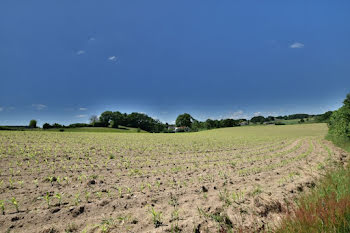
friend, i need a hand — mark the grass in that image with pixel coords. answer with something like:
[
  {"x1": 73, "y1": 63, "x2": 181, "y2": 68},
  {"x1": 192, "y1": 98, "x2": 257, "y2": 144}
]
[
  {"x1": 276, "y1": 166, "x2": 350, "y2": 233},
  {"x1": 275, "y1": 134, "x2": 350, "y2": 233}
]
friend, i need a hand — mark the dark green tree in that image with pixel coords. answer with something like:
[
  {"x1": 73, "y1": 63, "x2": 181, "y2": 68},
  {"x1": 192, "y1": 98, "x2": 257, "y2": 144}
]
[
  {"x1": 99, "y1": 111, "x2": 113, "y2": 127},
  {"x1": 251, "y1": 116, "x2": 266, "y2": 124},
  {"x1": 176, "y1": 113, "x2": 193, "y2": 128},
  {"x1": 343, "y1": 93, "x2": 350, "y2": 107},
  {"x1": 110, "y1": 111, "x2": 123, "y2": 128},
  {"x1": 43, "y1": 123, "x2": 51, "y2": 129},
  {"x1": 205, "y1": 119, "x2": 216, "y2": 129},
  {"x1": 29, "y1": 119, "x2": 37, "y2": 128}
]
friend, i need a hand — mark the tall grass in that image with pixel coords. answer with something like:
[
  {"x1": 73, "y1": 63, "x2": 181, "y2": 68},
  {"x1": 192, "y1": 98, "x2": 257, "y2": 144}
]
[{"x1": 276, "y1": 135, "x2": 350, "y2": 233}]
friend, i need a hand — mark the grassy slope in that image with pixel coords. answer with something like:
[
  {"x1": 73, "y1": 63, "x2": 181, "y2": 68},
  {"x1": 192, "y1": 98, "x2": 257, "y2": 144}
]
[
  {"x1": 278, "y1": 117, "x2": 318, "y2": 125},
  {"x1": 45, "y1": 127, "x2": 148, "y2": 133}
]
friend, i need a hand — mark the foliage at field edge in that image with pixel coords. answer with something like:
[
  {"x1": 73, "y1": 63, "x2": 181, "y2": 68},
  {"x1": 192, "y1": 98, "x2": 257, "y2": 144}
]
[
  {"x1": 275, "y1": 93, "x2": 350, "y2": 233},
  {"x1": 275, "y1": 164, "x2": 350, "y2": 233},
  {"x1": 327, "y1": 93, "x2": 350, "y2": 151}
]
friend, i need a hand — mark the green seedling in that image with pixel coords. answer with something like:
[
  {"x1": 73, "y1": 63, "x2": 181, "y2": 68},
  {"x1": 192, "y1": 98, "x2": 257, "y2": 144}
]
[
  {"x1": 140, "y1": 184, "x2": 145, "y2": 193},
  {"x1": 55, "y1": 193, "x2": 62, "y2": 206},
  {"x1": 9, "y1": 178, "x2": 14, "y2": 189},
  {"x1": 149, "y1": 207, "x2": 162, "y2": 228},
  {"x1": 85, "y1": 191, "x2": 91, "y2": 203},
  {"x1": 44, "y1": 192, "x2": 51, "y2": 208},
  {"x1": 33, "y1": 179, "x2": 38, "y2": 187},
  {"x1": 74, "y1": 193, "x2": 81, "y2": 206},
  {"x1": 118, "y1": 187, "x2": 123, "y2": 198},
  {"x1": 96, "y1": 191, "x2": 102, "y2": 200},
  {"x1": 10, "y1": 197, "x2": 19, "y2": 212},
  {"x1": 0, "y1": 200, "x2": 5, "y2": 215}
]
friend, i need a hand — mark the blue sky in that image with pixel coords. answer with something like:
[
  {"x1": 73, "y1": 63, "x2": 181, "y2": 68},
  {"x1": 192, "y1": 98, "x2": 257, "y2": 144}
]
[{"x1": 1, "y1": 1, "x2": 350, "y2": 125}]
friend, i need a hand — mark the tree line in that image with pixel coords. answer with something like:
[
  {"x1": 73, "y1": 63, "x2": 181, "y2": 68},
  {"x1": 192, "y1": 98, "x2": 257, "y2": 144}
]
[{"x1": 37, "y1": 109, "x2": 334, "y2": 133}]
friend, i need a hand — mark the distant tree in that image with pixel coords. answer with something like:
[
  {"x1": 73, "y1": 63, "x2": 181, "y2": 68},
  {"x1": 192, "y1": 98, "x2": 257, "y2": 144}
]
[
  {"x1": 42, "y1": 123, "x2": 51, "y2": 129},
  {"x1": 99, "y1": 111, "x2": 114, "y2": 127},
  {"x1": 315, "y1": 111, "x2": 333, "y2": 123},
  {"x1": 251, "y1": 116, "x2": 266, "y2": 124},
  {"x1": 52, "y1": 123, "x2": 64, "y2": 128},
  {"x1": 221, "y1": 119, "x2": 235, "y2": 127},
  {"x1": 68, "y1": 123, "x2": 90, "y2": 128},
  {"x1": 176, "y1": 113, "x2": 193, "y2": 128},
  {"x1": 266, "y1": 116, "x2": 275, "y2": 122},
  {"x1": 89, "y1": 115, "x2": 99, "y2": 126},
  {"x1": 110, "y1": 111, "x2": 123, "y2": 128},
  {"x1": 29, "y1": 119, "x2": 37, "y2": 128},
  {"x1": 205, "y1": 119, "x2": 216, "y2": 129},
  {"x1": 344, "y1": 93, "x2": 350, "y2": 107}
]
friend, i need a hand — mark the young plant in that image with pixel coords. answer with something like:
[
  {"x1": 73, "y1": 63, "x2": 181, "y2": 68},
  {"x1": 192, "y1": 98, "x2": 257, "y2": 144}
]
[
  {"x1": 55, "y1": 193, "x2": 62, "y2": 206},
  {"x1": 149, "y1": 207, "x2": 162, "y2": 228},
  {"x1": 33, "y1": 179, "x2": 38, "y2": 187},
  {"x1": 74, "y1": 193, "x2": 81, "y2": 206},
  {"x1": 0, "y1": 200, "x2": 5, "y2": 215},
  {"x1": 140, "y1": 184, "x2": 145, "y2": 193},
  {"x1": 9, "y1": 178, "x2": 14, "y2": 189},
  {"x1": 10, "y1": 197, "x2": 19, "y2": 212},
  {"x1": 117, "y1": 187, "x2": 123, "y2": 198},
  {"x1": 85, "y1": 191, "x2": 91, "y2": 203},
  {"x1": 219, "y1": 189, "x2": 232, "y2": 207},
  {"x1": 44, "y1": 192, "x2": 51, "y2": 208},
  {"x1": 95, "y1": 191, "x2": 102, "y2": 200}
]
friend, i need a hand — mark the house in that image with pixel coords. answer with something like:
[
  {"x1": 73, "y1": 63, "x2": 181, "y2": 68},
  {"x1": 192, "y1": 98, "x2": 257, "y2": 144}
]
[
  {"x1": 167, "y1": 125, "x2": 190, "y2": 132},
  {"x1": 239, "y1": 121, "x2": 248, "y2": 126},
  {"x1": 175, "y1": 126, "x2": 190, "y2": 132}
]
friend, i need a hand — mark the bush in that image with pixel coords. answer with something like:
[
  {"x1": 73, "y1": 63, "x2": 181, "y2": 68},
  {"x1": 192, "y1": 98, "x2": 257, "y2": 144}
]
[{"x1": 275, "y1": 122, "x2": 286, "y2": 125}]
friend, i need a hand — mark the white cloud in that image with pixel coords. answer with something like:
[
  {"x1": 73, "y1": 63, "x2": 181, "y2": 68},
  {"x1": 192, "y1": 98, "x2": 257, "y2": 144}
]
[
  {"x1": 79, "y1": 108, "x2": 87, "y2": 111},
  {"x1": 231, "y1": 110, "x2": 244, "y2": 119},
  {"x1": 32, "y1": 104, "x2": 47, "y2": 110},
  {"x1": 290, "y1": 42, "x2": 304, "y2": 49},
  {"x1": 76, "y1": 114, "x2": 87, "y2": 118},
  {"x1": 108, "y1": 56, "x2": 117, "y2": 61},
  {"x1": 254, "y1": 112, "x2": 262, "y2": 116},
  {"x1": 76, "y1": 50, "x2": 86, "y2": 55}
]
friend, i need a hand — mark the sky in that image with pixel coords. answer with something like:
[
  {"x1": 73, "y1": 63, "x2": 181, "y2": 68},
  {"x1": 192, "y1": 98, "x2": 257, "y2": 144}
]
[{"x1": 1, "y1": 1, "x2": 350, "y2": 125}]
